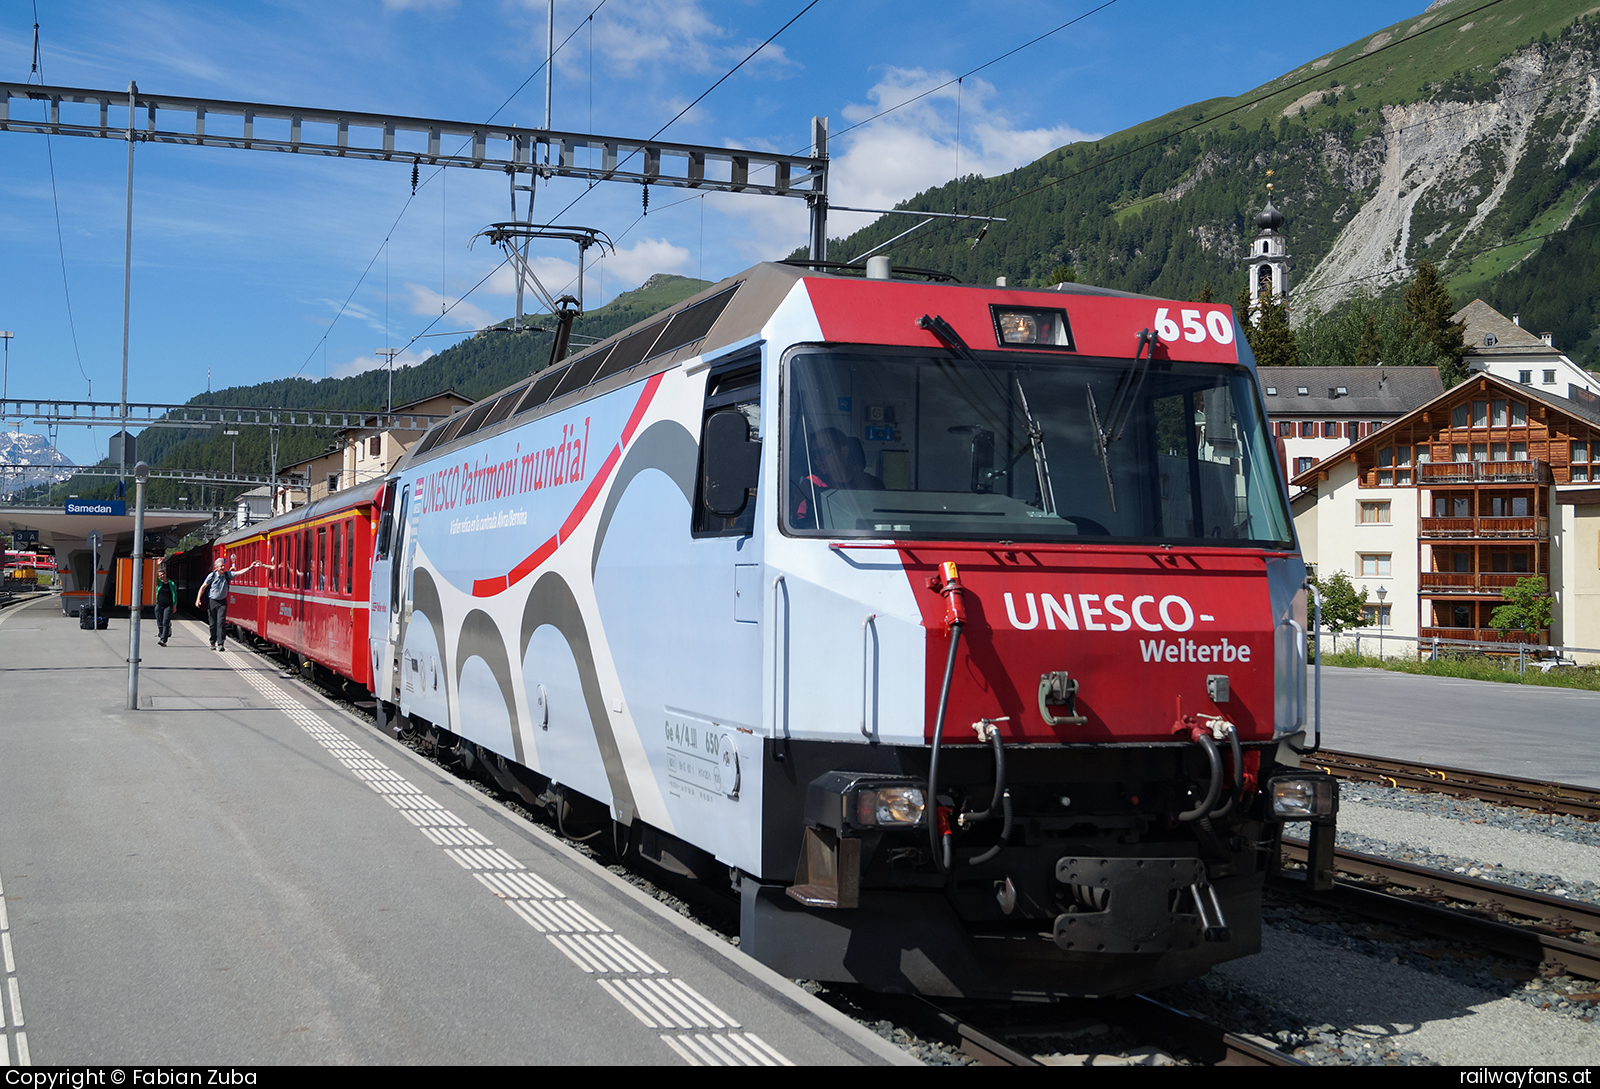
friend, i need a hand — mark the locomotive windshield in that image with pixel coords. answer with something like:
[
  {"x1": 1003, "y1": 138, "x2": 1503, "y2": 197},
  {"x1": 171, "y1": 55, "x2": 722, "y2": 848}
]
[{"x1": 783, "y1": 345, "x2": 1293, "y2": 547}]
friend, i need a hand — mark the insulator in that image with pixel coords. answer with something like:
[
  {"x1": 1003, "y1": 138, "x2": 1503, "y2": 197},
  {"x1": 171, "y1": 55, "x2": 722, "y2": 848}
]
[
  {"x1": 642, "y1": 181, "x2": 649, "y2": 216},
  {"x1": 411, "y1": 160, "x2": 420, "y2": 195}
]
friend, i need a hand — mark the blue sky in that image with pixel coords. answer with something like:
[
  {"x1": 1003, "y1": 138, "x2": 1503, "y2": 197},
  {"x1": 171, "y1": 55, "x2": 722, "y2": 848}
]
[{"x1": 0, "y1": 0, "x2": 1435, "y2": 466}]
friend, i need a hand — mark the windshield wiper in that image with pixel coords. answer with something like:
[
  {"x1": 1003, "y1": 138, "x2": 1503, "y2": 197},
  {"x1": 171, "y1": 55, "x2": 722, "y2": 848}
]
[
  {"x1": 1088, "y1": 328, "x2": 1157, "y2": 513},
  {"x1": 1014, "y1": 378, "x2": 1056, "y2": 516}
]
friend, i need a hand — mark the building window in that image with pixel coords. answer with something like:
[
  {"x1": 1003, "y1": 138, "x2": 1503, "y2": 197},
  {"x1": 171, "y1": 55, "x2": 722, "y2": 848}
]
[
  {"x1": 1323, "y1": 421, "x2": 1340, "y2": 438},
  {"x1": 1295, "y1": 457, "x2": 1315, "y2": 475},
  {"x1": 1359, "y1": 501, "x2": 1391, "y2": 524},
  {"x1": 1492, "y1": 399, "x2": 1508, "y2": 427},
  {"x1": 369, "y1": 436, "x2": 381, "y2": 457},
  {"x1": 1361, "y1": 604, "x2": 1391, "y2": 627},
  {"x1": 327, "y1": 472, "x2": 340, "y2": 491},
  {"x1": 1300, "y1": 422, "x2": 1317, "y2": 438},
  {"x1": 1278, "y1": 421, "x2": 1294, "y2": 437},
  {"x1": 1545, "y1": 370, "x2": 1557, "y2": 385},
  {"x1": 1359, "y1": 553, "x2": 1392, "y2": 577},
  {"x1": 1472, "y1": 444, "x2": 1488, "y2": 462},
  {"x1": 1453, "y1": 404, "x2": 1469, "y2": 428},
  {"x1": 1491, "y1": 442, "x2": 1507, "y2": 462},
  {"x1": 1377, "y1": 445, "x2": 1412, "y2": 485},
  {"x1": 1511, "y1": 401, "x2": 1526, "y2": 426},
  {"x1": 1297, "y1": 387, "x2": 1309, "y2": 396},
  {"x1": 1511, "y1": 442, "x2": 1527, "y2": 461},
  {"x1": 1265, "y1": 386, "x2": 1277, "y2": 396},
  {"x1": 1520, "y1": 370, "x2": 1532, "y2": 384},
  {"x1": 1573, "y1": 441, "x2": 1591, "y2": 482},
  {"x1": 1472, "y1": 400, "x2": 1488, "y2": 428}
]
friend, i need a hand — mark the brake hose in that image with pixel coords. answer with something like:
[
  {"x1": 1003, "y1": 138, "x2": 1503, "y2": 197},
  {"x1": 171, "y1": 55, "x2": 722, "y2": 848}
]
[
  {"x1": 1177, "y1": 732, "x2": 1223, "y2": 822},
  {"x1": 926, "y1": 619, "x2": 963, "y2": 874}
]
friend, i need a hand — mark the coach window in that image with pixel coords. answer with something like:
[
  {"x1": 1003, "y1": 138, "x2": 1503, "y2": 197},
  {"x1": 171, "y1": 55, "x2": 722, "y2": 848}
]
[
  {"x1": 694, "y1": 358, "x2": 761, "y2": 536},
  {"x1": 346, "y1": 520, "x2": 355, "y2": 593},
  {"x1": 318, "y1": 526, "x2": 327, "y2": 591},
  {"x1": 330, "y1": 525, "x2": 341, "y2": 596}
]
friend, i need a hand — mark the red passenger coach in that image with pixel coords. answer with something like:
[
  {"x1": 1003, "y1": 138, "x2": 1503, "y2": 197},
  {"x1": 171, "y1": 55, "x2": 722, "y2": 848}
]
[{"x1": 214, "y1": 480, "x2": 381, "y2": 686}]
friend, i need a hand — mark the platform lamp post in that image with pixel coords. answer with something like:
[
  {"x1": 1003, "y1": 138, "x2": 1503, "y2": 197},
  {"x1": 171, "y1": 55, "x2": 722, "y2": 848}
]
[
  {"x1": 224, "y1": 429, "x2": 239, "y2": 476},
  {"x1": 1376, "y1": 585, "x2": 1388, "y2": 660},
  {"x1": 127, "y1": 460, "x2": 150, "y2": 710},
  {"x1": 1, "y1": 330, "x2": 12, "y2": 401}
]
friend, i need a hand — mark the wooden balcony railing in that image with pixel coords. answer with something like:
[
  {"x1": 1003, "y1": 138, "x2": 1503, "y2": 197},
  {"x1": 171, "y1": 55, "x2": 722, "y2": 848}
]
[
  {"x1": 1419, "y1": 516, "x2": 1548, "y2": 538},
  {"x1": 1419, "y1": 572, "x2": 1545, "y2": 592},
  {"x1": 1417, "y1": 460, "x2": 1552, "y2": 484},
  {"x1": 1420, "y1": 627, "x2": 1547, "y2": 645}
]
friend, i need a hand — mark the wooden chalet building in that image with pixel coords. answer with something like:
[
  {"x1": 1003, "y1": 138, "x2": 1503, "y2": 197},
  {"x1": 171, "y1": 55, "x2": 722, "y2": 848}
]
[{"x1": 1290, "y1": 371, "x2": 1600, "y2": 654}]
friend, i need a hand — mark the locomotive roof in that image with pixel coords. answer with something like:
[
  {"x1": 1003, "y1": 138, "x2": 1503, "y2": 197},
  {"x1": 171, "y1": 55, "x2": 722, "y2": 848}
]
[
  {"x1": 215, "y1": 477, "x2": 384, "y2": 545},
  {"x1": 392, "y1": 261, "x2": 1232, "y2": 475}
]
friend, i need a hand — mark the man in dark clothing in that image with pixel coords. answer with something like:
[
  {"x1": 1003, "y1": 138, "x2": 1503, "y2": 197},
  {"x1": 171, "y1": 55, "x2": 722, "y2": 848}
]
[{"x1": 153, "y1": 563, "x2": 177, "y2": 646}]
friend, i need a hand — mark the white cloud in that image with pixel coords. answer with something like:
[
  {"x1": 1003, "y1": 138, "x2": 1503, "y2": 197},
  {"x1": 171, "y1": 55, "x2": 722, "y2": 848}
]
[
  {"x1": 586, "y1": 1, "x2": 795, "y2": 79},
  {"x1": 402, "y1": 282, "x2": 496, "y2": 331},
  {"x1": 828, "y1": 67, "x2": 1099, "y2": 237},
  {"x1": 329, "y1": 346, "x2": 434, "y2": 380}
]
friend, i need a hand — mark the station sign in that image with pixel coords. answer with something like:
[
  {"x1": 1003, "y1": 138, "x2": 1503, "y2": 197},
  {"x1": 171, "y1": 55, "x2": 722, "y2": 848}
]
[
  {"x1": 66, "y1": 500, "x2": 126, "y2": 516},
  {"x1": 12, "y1": 530, "x2": 38, "y2": 546}
]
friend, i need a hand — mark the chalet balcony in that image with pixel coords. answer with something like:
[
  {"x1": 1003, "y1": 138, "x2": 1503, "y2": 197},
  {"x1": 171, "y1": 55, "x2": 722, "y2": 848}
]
[
  {"x1": 1419, "y1": 516, "x2": 1548, "y2": 538},
  {"x1": 1417, "y1": 460, "x2": 1552, "y2": 485},
  {"x1": 1420, "y1": 626, "x2": 1547, "y2": 646},
  {"x1": 1419, "y1": 572, "x2": 1545, "y2": 593}
]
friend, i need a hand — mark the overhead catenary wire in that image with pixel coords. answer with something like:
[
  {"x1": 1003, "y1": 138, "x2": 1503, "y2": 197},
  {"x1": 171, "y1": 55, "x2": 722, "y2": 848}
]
[
  {"x1": 292, "y1": 0, "x2": 611, "y2": 378},
  {"x1": 28, "y1": 1, "x2": 92, "y2": 399}
]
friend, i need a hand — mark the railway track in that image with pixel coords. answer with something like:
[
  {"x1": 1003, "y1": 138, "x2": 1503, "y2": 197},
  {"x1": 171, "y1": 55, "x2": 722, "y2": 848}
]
[
  {"x1": 886, "y1": 994, "x2": 1303, "y2": 1066},
  {"x1": 1279, "y1": 838, "x2": 1600, "y2": 980},
  {"x1": 1310, "y1": 750, "x2": 1600, "y2": 820}
]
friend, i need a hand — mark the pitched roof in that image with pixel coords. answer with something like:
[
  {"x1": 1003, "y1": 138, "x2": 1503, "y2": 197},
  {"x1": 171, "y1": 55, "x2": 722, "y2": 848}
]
[
  {"x1": 1455, "y1": 299, "x2": 1560, "y2": 358},
  {"x1": 1257, "y1": 366, "x2": 1443, "y2": 415},
  {"x1": 1287, "y1": 369, "x2": 1598, "y2": 488}
]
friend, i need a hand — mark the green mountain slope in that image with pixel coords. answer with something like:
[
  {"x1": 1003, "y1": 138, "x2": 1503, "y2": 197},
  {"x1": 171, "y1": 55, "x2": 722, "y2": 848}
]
[{"x1": 810, "y1": 0, "x2": 1600, "y2": 366}]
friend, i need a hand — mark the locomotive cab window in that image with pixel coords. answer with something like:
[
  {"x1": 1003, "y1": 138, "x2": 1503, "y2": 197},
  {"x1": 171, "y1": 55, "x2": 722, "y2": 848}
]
[
  {"x1": 782, "y1": 345, "x2": 1291, "y2": 546},
  {"x1": 694, "y1": 357, "x2": 762, "y2": 537}
]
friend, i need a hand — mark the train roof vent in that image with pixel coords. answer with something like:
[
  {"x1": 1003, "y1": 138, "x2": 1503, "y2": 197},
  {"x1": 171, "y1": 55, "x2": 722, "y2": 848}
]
[
  {"x1": 455, "y1": 397, "x2": 501, "y2": 439},
  {"x1": 658, "y1": 284, "x2": 740, "y2": 355},
  {"x1": 589, "y1": 318, "x2": 670, "y2": 385},
  {"x1": 435, "y1": 409, "x2": 475, "y2": 448},
  {"x1": 413, "y1": 421, "x2": 449, "y2": 457},
  {"x1": 552, "y1": 339, "x2": 624, "y2": 400},
  {"x1": 482, "y1": 386, "x2": 524, "y2": 430},
  {"x1": 513, "y1": 363, "x2": 573, "y2": 418}
]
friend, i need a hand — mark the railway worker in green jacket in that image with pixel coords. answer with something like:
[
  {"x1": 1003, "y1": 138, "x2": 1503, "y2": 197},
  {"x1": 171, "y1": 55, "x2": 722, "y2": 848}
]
[{"x1": 153, "y1": 563, "x2": 178, "y2": 647}]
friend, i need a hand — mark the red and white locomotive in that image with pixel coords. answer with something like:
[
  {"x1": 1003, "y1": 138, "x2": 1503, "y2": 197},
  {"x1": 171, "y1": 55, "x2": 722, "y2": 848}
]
[{"x1": 216, "y1": 262, "x2": 1336, "y2": 998}]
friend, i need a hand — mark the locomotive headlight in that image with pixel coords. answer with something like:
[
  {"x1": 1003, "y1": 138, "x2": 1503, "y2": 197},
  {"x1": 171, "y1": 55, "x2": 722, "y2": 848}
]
[
  {"x1": 856, "y1": 785, "x2": 927, "y2": 828},
  {"x1": 1267, "y1": 771, "x2": 1339, "y2": 821}
]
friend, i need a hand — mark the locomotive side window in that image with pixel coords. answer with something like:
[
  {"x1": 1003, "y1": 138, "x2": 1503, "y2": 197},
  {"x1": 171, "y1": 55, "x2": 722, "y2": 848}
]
[
  {"x1": 694, "y1": 359, "x2": 761, "y2": 537},
  {"x1": 375, "y1": 483, "x2": 397, "y2": 559}
]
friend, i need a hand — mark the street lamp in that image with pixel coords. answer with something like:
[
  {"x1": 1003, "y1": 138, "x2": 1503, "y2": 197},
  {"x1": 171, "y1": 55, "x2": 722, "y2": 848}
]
[
  {"x1": 1376, "y1": 585, "x2": 1388, "y2": 659},
  {"x1": 224, "y1": 429, "x2": 239, "y2": 476},
  {"x1": 128, "y1": 460, "x2": 150, "y2": 710}
]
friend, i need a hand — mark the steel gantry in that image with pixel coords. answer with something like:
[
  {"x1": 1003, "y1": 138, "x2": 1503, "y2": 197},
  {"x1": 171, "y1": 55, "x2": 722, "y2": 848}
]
[{"x1": 0, "y1": 82, "x2": 831, "y2": 255}]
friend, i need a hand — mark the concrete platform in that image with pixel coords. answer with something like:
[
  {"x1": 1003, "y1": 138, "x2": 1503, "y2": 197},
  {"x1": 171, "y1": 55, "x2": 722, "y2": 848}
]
[{"x1": 0, "y1": 595, "x2": 913, "y2": 1066}]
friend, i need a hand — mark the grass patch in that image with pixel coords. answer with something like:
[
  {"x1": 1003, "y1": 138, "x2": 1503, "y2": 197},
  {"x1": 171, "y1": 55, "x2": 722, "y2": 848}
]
[{"x1": 1317, "y1": 649, "x2": 1600, "y2": 690}]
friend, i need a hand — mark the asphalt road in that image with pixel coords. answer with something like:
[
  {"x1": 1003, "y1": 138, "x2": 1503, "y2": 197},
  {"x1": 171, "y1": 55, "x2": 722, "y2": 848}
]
[{"x1": 1310, "y1": 664, "x2": 1600, "y2": 788}]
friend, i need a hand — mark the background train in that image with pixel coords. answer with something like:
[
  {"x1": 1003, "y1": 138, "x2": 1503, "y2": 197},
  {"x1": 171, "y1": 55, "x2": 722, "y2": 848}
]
[{"x1": 213, "y1": 261, "x2": 1338, "y2": 999}]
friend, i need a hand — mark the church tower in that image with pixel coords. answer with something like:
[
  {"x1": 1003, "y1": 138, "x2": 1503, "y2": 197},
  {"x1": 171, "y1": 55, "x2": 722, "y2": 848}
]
[{"x1": 1246, "y1": 182, "x2": 1290, "y2": 318}]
